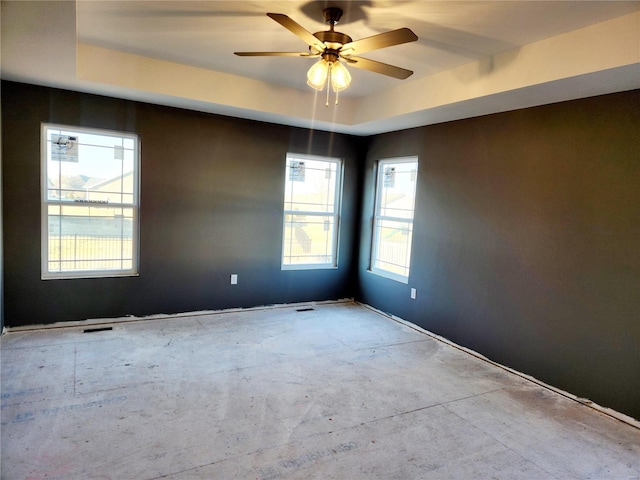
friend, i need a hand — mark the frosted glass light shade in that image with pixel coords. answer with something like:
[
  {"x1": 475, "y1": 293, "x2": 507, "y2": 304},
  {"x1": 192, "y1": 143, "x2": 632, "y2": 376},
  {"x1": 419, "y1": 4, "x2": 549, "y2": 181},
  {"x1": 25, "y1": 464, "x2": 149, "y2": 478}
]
[
  {"x1": 330, "y1": 61, "x2": 351, "y2": 92},
  {"x1": 307, "y1": 60, "x2": 329, "y2": 91}
]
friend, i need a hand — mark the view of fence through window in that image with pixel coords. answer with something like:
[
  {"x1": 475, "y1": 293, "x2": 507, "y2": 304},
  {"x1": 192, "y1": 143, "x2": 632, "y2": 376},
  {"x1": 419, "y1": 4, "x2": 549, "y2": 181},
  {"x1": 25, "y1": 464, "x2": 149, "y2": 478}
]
[
  {"x1": 42, "y1": 125, "x2": 139, "y2": 278},
  {"x1": 371, "y1": 158, "x2": 418, "y2": 281},
  {"x1": 282, "y1": 155, "x2": 341, "y2": 268}
]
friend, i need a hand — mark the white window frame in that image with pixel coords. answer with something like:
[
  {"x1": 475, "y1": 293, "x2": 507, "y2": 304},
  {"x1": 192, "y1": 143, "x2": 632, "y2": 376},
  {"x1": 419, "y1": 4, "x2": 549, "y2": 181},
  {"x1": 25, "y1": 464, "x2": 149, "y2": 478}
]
[
  {"x1": 370, "y1": 157, "x2": 418, "y2": 283},
  {"x1": 281, "y1": 153, "x2": 343, "y2": 270},
  {"x1": 41, "y1": 124, "x2": 140, "y2": 279}
]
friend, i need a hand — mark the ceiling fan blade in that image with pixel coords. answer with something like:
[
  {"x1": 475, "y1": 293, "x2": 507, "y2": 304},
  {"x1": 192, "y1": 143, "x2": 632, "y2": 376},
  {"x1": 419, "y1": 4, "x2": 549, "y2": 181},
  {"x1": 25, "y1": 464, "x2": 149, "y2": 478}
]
[
  {"x1": 267, "y1": 13, "x2": 325, "y2": 52},
  {"x1": 234, "y1": 52, "x2": 315, "y2": 57},
  {"x1": 346, "y1": 56, "x2": 414, "y2": 80},
  {"x1": 341, "y1": 28, "x2": 418, "y2": 56}
]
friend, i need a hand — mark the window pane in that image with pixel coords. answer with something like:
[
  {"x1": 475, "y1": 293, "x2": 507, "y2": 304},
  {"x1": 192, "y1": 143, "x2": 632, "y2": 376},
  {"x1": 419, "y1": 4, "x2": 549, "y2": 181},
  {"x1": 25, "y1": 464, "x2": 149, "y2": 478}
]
[
  {"x1": 46, "y1": 127, "x2": 135, "y2": 203},
  {"x1": 284, "y1": 158, "x2": 337, "y2": 213},
  {"x1": 47, "y1": 205, "x2": 134, "y2": 273},
  {"x1": 379, "y1": 162, "x2": 417, "y2": 219},
  {"x1": 372, "y1": 219, "x2": 413, "y2": 278},
  {"x1": 282, "y1": 214, "x2": 335, "y2": 266}
]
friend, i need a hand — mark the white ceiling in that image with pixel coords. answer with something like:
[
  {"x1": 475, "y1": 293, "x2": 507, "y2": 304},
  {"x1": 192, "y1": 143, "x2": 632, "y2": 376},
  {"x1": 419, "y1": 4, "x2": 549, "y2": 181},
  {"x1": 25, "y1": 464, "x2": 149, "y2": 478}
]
[{"x1": 2, "y1": 1, "x2": 640, "y2": 135}]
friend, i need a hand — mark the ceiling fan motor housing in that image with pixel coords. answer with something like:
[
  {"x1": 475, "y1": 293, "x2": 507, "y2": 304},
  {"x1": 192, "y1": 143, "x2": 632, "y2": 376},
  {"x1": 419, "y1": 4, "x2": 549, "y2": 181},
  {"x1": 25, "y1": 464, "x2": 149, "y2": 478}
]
[{"x1": 314, "y1": 30, "x2": 353, "y2": 50}]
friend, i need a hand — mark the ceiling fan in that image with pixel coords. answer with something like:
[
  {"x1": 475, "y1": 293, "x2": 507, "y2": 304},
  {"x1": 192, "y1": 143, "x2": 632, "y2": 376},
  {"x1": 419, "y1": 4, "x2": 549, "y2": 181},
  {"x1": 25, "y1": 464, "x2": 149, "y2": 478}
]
[{"x1": 234, "y1": 7, "x2": 418, "y2": 104}]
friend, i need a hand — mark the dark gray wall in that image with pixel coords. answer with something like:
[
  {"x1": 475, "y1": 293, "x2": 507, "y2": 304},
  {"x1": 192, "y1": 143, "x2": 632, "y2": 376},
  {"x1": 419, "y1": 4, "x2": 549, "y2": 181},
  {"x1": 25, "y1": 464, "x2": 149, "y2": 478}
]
[
  {"x1": 3, "y1": 81, "x2": 639, "y2": 420},
  {"x1": 2, "y1": 81, "x2": 361, "y2": 326},
  {"x1": 357, "y1": 90, "x2": 640, "y2": 420},
  {"x1": 1, "y1": 81, "x2": 3, "y2": 334}
]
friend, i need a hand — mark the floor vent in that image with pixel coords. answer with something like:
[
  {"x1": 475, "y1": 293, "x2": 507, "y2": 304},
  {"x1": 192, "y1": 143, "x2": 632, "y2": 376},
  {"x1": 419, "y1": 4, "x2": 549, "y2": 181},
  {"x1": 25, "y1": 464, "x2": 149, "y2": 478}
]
[
  {"x1": 296, "y1": 307, "x2": 315, "y2": 312},
  {"x1": 83, "y1": 326, "x2": 113, "y2": 333}
]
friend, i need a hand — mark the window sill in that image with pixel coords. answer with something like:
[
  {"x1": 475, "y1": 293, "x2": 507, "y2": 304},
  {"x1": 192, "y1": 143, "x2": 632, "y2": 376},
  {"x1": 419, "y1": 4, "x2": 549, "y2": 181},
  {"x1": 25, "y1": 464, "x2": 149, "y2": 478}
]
[
  {"x1": 367, "y1": 268, "x2": 409, "y2": 284},
  {"x1": 282, "y1": 264, "x2": 338, "y2": 271},
  {"x1": 42, "y1": 272, "x2": 139, "y2": 280}
]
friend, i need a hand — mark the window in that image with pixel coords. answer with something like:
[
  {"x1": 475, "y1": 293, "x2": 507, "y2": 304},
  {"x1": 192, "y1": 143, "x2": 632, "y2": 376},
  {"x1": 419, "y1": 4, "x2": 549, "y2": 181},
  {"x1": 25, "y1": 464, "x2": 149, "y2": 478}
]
[
  {"x1": 282, "y1": 154, "x2": 342, "y2": 269},
  {"x1": 370, "y1": 157, "x2": 418, "y2": 283},
  {"x1": 41, "y1": 124, "x2": 140, "y2": 279}
]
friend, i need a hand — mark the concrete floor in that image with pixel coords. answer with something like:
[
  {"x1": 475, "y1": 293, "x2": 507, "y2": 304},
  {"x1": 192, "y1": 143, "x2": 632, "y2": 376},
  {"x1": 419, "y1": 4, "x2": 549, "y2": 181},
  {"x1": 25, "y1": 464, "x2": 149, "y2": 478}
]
[{"x1": 1, "y1": 301, "x2": 639, "y2": 479}]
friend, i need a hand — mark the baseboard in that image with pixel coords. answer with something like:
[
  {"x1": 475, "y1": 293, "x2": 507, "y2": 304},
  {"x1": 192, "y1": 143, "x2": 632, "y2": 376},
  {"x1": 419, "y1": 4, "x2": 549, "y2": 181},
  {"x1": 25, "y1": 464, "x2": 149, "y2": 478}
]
[{"x1": 4, "y1": 298, "x2": 355, "y2": 333}]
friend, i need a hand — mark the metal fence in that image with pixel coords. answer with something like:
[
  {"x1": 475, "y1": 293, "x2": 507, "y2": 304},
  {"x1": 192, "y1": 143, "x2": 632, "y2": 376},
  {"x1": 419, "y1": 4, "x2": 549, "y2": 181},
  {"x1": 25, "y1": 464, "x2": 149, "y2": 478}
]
[
  {"x1": 374, "y1": 240, "x2": 411, "y2": 277},
  {"x1": 48, "y1": 234, "x2": 133, "y2": 271}
]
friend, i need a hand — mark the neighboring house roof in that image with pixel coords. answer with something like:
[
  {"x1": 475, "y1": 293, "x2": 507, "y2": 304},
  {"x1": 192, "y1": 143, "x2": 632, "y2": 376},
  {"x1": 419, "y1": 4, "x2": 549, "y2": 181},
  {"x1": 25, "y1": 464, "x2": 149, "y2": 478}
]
[
  {"x1": 85, "y1": 171, "x2": 133, "y2": 191},
  {"x1": 51, "y1": 171, "x2": 132, "y2": 191}
]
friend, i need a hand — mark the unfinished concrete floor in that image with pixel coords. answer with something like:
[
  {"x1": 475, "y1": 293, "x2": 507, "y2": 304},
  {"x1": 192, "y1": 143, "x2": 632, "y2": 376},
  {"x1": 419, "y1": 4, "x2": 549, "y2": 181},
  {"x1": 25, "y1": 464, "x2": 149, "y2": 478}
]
[{"x1": 1, "y1": 301, "x2": 639, "y2": 479}]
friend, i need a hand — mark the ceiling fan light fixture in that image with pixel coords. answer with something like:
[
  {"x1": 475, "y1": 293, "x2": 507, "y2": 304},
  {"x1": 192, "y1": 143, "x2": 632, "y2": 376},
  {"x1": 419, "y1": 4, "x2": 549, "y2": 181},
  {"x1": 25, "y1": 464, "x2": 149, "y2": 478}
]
[
  {"x1": 330, "y1": 60, "x2": 351, "y2": 92},
  {"x1": 307, "y1": 59, "x2": 329, "y2": 91}
]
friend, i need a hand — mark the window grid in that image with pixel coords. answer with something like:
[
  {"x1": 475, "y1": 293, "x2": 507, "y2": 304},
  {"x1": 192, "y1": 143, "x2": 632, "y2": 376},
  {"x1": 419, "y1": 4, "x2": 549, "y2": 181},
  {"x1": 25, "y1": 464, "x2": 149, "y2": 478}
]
[
  {"x1": 42, "y1": 124, "x2": 140, "y2": 279},
  {"x1": 370, "y1": 157, "x2": 418, "y2": 283},
  {"x1": 282, "y1": 154, "x2": 342, "y2": 269}
]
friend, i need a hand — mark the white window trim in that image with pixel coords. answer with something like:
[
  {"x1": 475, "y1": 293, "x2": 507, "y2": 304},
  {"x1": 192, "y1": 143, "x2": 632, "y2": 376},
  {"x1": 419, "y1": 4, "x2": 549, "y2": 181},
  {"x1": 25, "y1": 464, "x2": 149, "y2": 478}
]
[
  {"x1": 41, "y1": 123, "x2": 141, "y2": 280},
  {"x1": 370, "y1": 156, "x2": 418, "y2": 284},
  {"x1": 282, "y1": 153, "x2": 343, "y2": 270}
]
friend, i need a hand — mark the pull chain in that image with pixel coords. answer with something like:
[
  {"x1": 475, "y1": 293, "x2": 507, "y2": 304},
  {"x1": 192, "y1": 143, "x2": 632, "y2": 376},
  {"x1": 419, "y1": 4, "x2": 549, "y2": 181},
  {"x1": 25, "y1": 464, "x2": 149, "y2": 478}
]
[
  {"x1": 322, "y1": 62, "x2": 341, "y2": 106},
  {"x1": 325, "y1": 63, "x2": 332, "y2": 107}
]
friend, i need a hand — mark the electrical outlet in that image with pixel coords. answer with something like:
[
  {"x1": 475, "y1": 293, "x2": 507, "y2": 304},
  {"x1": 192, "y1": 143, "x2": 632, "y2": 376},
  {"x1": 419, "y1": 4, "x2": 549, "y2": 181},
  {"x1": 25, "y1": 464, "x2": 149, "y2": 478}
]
[
  {"x1": 410, "y1": 288, "x2": 417, "y2": 300},
  {"x1": 230, "y1": 274, "x2": 238, "y2": 285}
]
